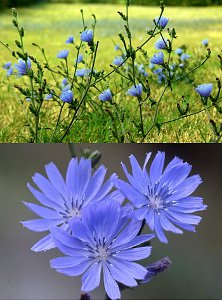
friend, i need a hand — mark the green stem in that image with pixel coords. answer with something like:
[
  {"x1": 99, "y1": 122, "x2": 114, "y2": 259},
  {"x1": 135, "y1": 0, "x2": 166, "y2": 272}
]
[{"x1": 59, "y1": 41, "x2": 99, "y2": 142}]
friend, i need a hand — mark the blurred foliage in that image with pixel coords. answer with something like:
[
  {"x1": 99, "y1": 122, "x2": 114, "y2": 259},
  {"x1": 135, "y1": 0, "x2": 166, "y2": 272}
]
[{"x1": 1, "y1": 0, "x2": 222, "y2": 8}]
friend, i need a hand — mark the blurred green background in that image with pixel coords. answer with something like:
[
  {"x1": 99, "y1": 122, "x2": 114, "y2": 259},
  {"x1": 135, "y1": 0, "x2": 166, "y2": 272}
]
[
  {"x1": 0, "y1": 144, "x2": 221, "y2": 299},
  {"x1": 1, "y1": 0, "x2": 222, "y2": 9}
]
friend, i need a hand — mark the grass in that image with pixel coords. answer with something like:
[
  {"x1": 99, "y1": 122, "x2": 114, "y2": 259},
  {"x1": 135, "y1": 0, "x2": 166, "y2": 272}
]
[{"x1": 0, "y1": 3, "x2": 222, "y2": 142}]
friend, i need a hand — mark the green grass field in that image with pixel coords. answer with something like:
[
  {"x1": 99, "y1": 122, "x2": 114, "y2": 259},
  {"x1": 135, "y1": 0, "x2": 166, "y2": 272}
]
[{"x1": 0, "y1": 3, "x2": 222, "y2": 142}]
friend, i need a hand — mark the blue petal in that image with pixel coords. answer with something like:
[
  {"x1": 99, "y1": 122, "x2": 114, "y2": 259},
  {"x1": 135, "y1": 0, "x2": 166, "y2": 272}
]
[
  {"x1": 92, "y1": 173, "x2": 116, "y2": 202},
  {"x1": 45, "y1": 162, "x2": 67, "y2": 197},
  {"x1": 154, "y1": 213, "x2": 168, "y2": 243},
  {"x1": 110, "y1": 257, "x2": 147, "y2": 280},
  {"x1": 27, "y1": 183, "x2": 62, "y2": 210},
  {"x1": 103, "y1": 264, "x2": 121, "y2": 300},
  {"x1": 145, "y1": 209, "x2": 155, "y2": 231},
  {"x1": 129, "y1": 155, "x2": 144, "y2": 181},
  {"x1": 71, "y1": 219, "x2": 95, "y2": 245},
  {"x1": 160, "y1": 212, "x2": 183, "y2": 234},
  {"x1": 31, "y1": 233, "x2": 55, "y2": 252},
  {"x1": 51, "y1": 226, "x2": 83, "y2": 249},
  {"x1": 110, "y1": 219, "x2": 142, "y2": 249},
  {"x1": 112, "y1": 234, "x2": 154, "y2": 252},
  {"x1": 22, "y1": 202, "x2": 58, "y2": 219},
  {"x1": 32, "y1": 173, "x2": 65, "y2": 208},
  {"x1": 114, "y1": 179, "x2": 148, "y2": 207},
  {"x1": 163, "y1": 156, "x2": 183, "y2": 173},
  {"x1": 21, "y1": 219, "x2": 61, "y2": 232},
  {"x1": 166, "y1": 175, "x2": 202, "y2": 201},
  {"x1": 81, "y1": 262, "x2": 102, "y2": 292},
  {"x1": 114, "y1": 246, "x2": 152, "y2": 261},
  {"x1": 158, "y1": 162, "x2": 192, "y2": 192},
  {"x1": 167, "y1": 210, "x2": 202, "y2": 225},
  {"x1": 53, "y1": 237, "x2": 89, "y2": 256},
  {"x1": 150, "y1": 152, "x2": 165, "y2": 185},
  {"x1": 54, "y1": 260, "x2": 92, "y2": 276},
  {"x1": 130, "y1": 206, "x2": 149, "y2": 221},
  {"x1": 121, "y1": 162, "x2": 146, "y2": 193},
  {"x1": 66, "y1": 158, "x2": 78, "y2": 196},
  {"x1": 51, "y1": 256, "x2": 90, "y2": 268},
  {"x1": 170, "y1": 205, "x2": 207, "y2": 213},
  {"x1": 108, "y1": 263, "x2": 137, "y2": 287},
  {"x1": 165, "y1": 212, "x2": 196, "y2": 232},
  {"x1": 77, "y1": 158, "x2": 92, "y2": 199},
  {"x1": 84, "y1": 165, "x2": 106, "y2": 202},
  {"x1": 105, "y1": 190, "x2": 125, "y2": 204}
]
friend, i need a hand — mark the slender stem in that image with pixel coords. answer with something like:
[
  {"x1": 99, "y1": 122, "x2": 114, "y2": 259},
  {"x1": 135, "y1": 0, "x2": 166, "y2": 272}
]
[
  {"x1": 141, "y1": 85, "x2": 168, "y2": 142},
  {"x1": 138, "y1": 96, "x2": 145, "y2": 137},
  {"x1": 59, "y1": 41, "x2": 99, "y2": 142},
  {"x1": 50, "y1": 102, "x2": 65, "y2": 142}
]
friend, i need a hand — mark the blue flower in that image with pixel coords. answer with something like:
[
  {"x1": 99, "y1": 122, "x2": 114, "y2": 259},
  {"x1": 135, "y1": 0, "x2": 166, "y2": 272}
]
[
  {"x1": 76, "y1": 54, "x2": 83, "y2": 63},
  {"x1": 114, "y1": 44, "x2": 120, "y2": 51},
  {"x1": 127, "y1": 83, "x2": 143, "y2": 97},
  {"x1": 113, "y1": 56, "x2": 124, "y2": 66},
  {"x1": 3, "y1": 61, "x2": 12, "y2": 69},
  {"x1": 114, "y1": 152, "x2": 207, "y2": 243},
  {"x1": 45, "y1": 93, "x2": 53, "y2": 100},
  {"x1": 81, "y1": 29, "x2": 93, "y2": 43},
  {"x1": 6, "y1": 67, "x2": 13, "y2": 77},
  {"x1": 76, "y1": 68, "x2": 90, "y2": 77},
  {"x1": 14, "y1": 58, "x2": 31, "y2": 76},
  {"x1": 154, "y1": 16, "x2": 169, "y2": 29},
  {"x1": 150, "y1": 52, "x2": 164, "y2": 65},
  {"x1": 61, "y1": 78, "x2": 69, "y2": 86},
  {"x1": 154, "y1": 37, "x2": 168, "y2": 50},
  {"x1": 202, "y1": 39, "x2": 208, "y2": 46},
  {"x1": 60, "y1": 90, "x2": 73, "y2": 103},
  {"x1": 180, "y1": 53, "x2": 190, "y2": 61},
  {"x1": 99, "y1": 89, "x2": 112, "y2": 101},
  {"x1": 50, "y1": 200, "x2": 154, "y2": 300},
  {"x1": 195, "y1": 83, "x2": 213, "y2": 97},
  {"x1": 21, "y1": 158, "x2": 117, "y2": 252},
  {"x1": 66, "y1": 35, "x2": 74, "y2": 44},
  {"x1": 57, "y1": 50, "x2": 69, "y2": 59},
  {"x1": 175, "y1": 48, "x2": 183, "y2": 55}
]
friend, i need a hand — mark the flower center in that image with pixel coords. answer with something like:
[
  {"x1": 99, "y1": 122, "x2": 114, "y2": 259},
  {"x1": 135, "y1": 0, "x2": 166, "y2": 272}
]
[
  {"x1": 96, "y1": 246, "x2": 108, "y2": 261},
  {"x1": 148, "y1": 195, "x2": 163, "y2": 210},
  {"x1": 67, "y1": 207, "x2": 81, "y2": 218}
]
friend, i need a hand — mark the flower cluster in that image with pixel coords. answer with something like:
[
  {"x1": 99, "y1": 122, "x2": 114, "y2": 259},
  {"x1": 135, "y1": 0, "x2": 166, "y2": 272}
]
[{"x1": 21, "y1": 152, "x2": 206, "y2": 299}]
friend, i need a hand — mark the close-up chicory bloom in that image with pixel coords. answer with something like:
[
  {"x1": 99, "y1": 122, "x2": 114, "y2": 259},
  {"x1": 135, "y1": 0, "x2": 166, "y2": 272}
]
[
  {"x1": 154, "y1": 16, "x2": 169, "y2": 29},
  {"x1": 175, "y1": 48, "x2": 183, "y2": 55},
  {"x1": 80, "y1": 29, "x2": 93, "y2": 43},
  {"x1": 180, "y1": 53, "x2": 190, "y2": 61},
  {"x1": 57, "y1": 50, "x2": 69, "y2": 59},
  {"x1": 50, "y1": 200, "x2": 154, "y2": 300},
  {"x1": 195, "y1": 83, "x2": 213, "y2": 97},
  {"x1": 127, "y1": 83, "x2": 143, "y2": 97},
  {"x1": 202, "y1": 39, "x2": 209, "y2": 46},
  {"x1": 150, "y1": 52, "x2": 164, "y2": 65},
  {"x1": 60, "y1": 90, "x2": 73, "y2": 103},
  {"x1": 99, "y1": 89, "x2": 112, "y2": 101},
  {"x1": 21, "y1": 157, "x2": 117, "y2": 252},
  {"x1": 113, "y1": 56, "x2": 124, "y2": 66},
  {"x1": 75, "y1": 68, "x2": 90, "y2": 77},
  {"x1": 114, "y1": 152, "x2": 207, "y2": 243},
  {"x1": 76, "y1": 54, "x2": 83, "y2": 63},
  {"x1": 3, "y1": 61, "x2": 12, "y2": 69},
  {"x1": 154, "y1": 37, "x2": 168, "y2": 50},
  {"x1": 66, "y1": 35, "x2": 74, "y2": 44},
  {"x1": 14, "y1": 58, "x2": 31, "y2": 76}
]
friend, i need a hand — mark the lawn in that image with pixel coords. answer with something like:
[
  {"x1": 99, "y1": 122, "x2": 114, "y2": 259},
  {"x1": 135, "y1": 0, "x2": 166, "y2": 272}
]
[{"x1": 0, "y1": 3, "x2": 222, "y2": 142}]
